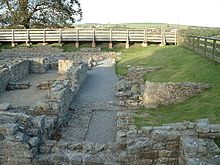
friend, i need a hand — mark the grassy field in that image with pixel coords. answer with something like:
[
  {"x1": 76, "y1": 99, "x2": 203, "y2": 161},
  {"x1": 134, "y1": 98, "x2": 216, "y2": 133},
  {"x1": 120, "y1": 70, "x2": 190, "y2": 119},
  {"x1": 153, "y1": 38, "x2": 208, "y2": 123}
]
[
  {"x1": 75, "y1": 22, "x2": 188, "y2": 30},
  {"x1": 115, "y1": 44, "x2": 220, "y2": 127}
]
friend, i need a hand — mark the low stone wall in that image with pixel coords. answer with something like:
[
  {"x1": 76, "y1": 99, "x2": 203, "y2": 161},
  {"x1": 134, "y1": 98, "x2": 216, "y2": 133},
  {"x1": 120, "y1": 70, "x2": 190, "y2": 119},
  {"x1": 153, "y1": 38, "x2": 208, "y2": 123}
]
[
  {"x1": 115, "y1": 66, "x2": 163, "y2": 107},
  {"x1": 143, "y1": 81, "x2": 210, "y2": 108},
  {"x1": 0, "y1": 47, "x2": 121, "y2": 65},
  {"x1": 29, "y1": 58, "x2": 49, "y2": 73},
  {"x1": 116, "y1": 111, "x2": 220, "y2": 165},
  {"x1": 0, "y1": 60, "x2": 29, "y2": 93}
]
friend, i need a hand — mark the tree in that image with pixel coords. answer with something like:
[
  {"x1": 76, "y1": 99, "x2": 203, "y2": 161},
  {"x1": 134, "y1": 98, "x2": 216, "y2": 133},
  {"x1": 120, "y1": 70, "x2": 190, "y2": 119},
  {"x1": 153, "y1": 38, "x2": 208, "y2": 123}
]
[{"x1": 0, "y1": 0, "x2": 82, "y2": 28}]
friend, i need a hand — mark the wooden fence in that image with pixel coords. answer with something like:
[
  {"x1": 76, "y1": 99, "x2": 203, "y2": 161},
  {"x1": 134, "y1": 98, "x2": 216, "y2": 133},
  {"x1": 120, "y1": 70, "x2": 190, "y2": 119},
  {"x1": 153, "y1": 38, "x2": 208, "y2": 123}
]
[
  {"x1": 0, "y1": 28, "x2": 177, "y2": 47},
  {"x1": 180, "y1": 35, "x2": 220, "y2": 63}
]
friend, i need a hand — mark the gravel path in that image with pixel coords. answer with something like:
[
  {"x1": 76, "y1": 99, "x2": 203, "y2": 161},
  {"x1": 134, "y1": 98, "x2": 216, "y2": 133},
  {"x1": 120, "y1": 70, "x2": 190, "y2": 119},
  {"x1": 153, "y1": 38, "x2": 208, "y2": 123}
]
[
  {"x1": 74, "y1": 59, "x2": 118, "y2": 105},
  {"x1": 61, "y1": 58, "x2": 119, "y2": 144},
  {"x1": 85, "y1": 111, "x2": 117, "y2": 143}
]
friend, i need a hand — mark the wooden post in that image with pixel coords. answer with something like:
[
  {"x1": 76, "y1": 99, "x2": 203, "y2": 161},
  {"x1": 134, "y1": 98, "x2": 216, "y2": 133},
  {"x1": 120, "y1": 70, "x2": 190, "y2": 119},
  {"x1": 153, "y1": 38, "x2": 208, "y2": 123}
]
[
  {"x1": 174, "y1": 31, "x2": 177, "y2": 45},
  {"x1": 26, "y1": 29, "x2": 30, "y2": 46},
  {"x1": 126, "y1": 29, "x2": 129, "y2": 48},
  {"x1": 42, "y1": 29, "x2": 47, "y2": 45},
  {"x1": 160, "y1": 29, "x2": 166, "y2": 46},
  {"x1": 142, "y1": 29, "x2": 148, "y2": 47},
  {"x1": 75, "y1": 29, "x2": 79, "y2": 48},
  {"x1": 179, "y1": 35, "x2": 184, "y2": 45},
  {"x1": 109, "y1": 29, "x2": 113, "y2": 48},
  {"x1": 192, "y1": 37, "x2": 195, "y2": 50},
  {"x1": 212, "y1": 39, "x2": 216, "y2": 61},
  {"x1": 11, "y1": 29, "x2": 15, "y2": 47},
  {"x1": 197, "y1": 37, "x2": 200, "y2": 53},
  {"x1": 204, "y1": 38, "x2": 207, "y2": 56},
  {"x1": 92, "y1": 28, "x2": 96, "y2": 48},
  {"x1": 59, "y1": 29, "x2": 62, "y2": 44}
]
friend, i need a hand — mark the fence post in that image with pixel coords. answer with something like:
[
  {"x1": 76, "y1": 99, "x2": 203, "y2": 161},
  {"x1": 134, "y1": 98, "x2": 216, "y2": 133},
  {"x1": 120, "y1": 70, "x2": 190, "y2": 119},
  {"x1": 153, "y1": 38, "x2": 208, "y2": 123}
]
[
  {"x1": 212, "y1": 39, "x2": 216, "y2": 61},
  {"x1": 59, "y1": 29, "x2": 62, "y2": 44},
  {"x1": 192, "y1": 37, "x2": 195, "y2": 50},
  {"x1": 92, "y1": 28, "x2": 96, "y2": 48},
  {"x1": 75, "y1": 29, "x2": 79, "y2": 48},
  {"x1": 142, "y1": 28, "x2": 148, "y2": 47},
  {"x1": 204, "y1": 38, "x2": 207, "y2": 57},
  {"x1": 197, "y1": 37, "x2": 200, "y2": 53},
  {"x1": 109, "y1": 29, "x2": 113, "y2": 48},
  {"x1": 126, "y1": 29, "x2": 129, "y2": 48},
  {"x1": 42, "y1": 29, "x2": 47, "y2": 45},
  {"x1": 160, "y1": 29, "x2": 166, "y2": 46},
  {"x1": 174, "y1": 31, "x2": 177, "y2": 45},
  {"x1": 11, "y1": 29, "x2": 15, "y2": 47},
  {"x1": 181, "y1": 35, "x2": 185, "y2": 45},
  {"x1": 26, "y1": 29, "x2": 30, "y2": 46}
]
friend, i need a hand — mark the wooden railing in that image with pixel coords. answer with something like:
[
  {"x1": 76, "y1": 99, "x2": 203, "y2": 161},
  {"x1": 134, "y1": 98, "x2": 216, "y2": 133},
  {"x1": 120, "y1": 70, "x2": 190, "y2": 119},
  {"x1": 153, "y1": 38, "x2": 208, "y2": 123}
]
[
  {"x1": 180, "y1": 35, "x2": 220, "y2": 63},
  {"x1": 0, "y1": 28, "x2": 177, "y2": 47}
]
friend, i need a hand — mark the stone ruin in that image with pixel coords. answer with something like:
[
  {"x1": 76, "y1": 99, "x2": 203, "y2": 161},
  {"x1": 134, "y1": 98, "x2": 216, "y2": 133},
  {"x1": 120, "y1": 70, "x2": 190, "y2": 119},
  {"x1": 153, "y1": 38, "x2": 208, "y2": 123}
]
[
  {"x1": 0, "y1": 46, "x2": 122, "y2": 164},
  {"x1": 0, "y1": 46, "x2": 219, "y2": 165},
  {"x1": 114, "y1": 65, "x2": 220, "y2": 164},
  {"x1": 0, "y1": 57, "x2": 88, "y2": 164},
  {"x1": 116, "y1": 112, "x2": 220, "y2": 164},
  {"x1": 115, "y1": 65, "x2": 210, "y2": 108}
]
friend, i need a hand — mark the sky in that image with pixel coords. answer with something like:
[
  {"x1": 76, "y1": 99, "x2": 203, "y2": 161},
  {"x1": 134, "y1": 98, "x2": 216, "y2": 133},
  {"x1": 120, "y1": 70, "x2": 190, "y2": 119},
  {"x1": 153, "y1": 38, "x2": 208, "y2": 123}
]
[{"x1": 79, "y1": 0, "x2": 220, "y2": 27}]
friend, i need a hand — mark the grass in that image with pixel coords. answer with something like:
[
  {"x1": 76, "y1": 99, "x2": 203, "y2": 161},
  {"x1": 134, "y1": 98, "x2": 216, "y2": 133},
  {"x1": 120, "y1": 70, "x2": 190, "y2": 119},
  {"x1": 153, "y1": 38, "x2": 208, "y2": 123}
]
[
  {"x1": 215, "y1": 139, "x2": 220, "y2": 148},
  {"x1": 115, "y1": 45, "x2": 220, "y2": 127},
  {"x1": 0, "y1": 43, "x2": 12, "y2": 51},
  {"x1": 75, "y1": 22, "x2": 188, "y2": 30},
  {"x1": 63, "y1": 42, "x2": 127, "y2": 52}
]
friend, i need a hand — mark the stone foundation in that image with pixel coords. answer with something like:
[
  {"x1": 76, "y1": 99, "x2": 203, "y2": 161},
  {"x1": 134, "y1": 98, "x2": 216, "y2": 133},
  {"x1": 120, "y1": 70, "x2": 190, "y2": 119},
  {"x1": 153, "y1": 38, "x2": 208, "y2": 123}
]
[
  {"x1": 116, "y1": 111, "x2": 220, "y2": 165},
  {"x1": 143, "y1": 81, "x2": 210, "y2": 108},
  {"x1": 0, "y1": 57, "x2": 88, "y2": 164}
]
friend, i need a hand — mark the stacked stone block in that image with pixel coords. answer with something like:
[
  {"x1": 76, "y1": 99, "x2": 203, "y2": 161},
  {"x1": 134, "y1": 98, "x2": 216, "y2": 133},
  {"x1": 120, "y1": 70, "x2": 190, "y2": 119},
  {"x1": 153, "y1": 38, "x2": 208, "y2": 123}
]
[{"x1": 0, "y1": 60, "x2": 30, "y2": 93}]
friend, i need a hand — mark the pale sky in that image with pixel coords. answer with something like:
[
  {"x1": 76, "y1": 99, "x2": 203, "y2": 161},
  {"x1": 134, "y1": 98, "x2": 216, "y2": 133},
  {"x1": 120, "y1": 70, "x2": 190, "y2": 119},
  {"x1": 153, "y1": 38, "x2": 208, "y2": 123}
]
[{"x1": 79, "y1": 0, "x2": 220, "y2": 27}]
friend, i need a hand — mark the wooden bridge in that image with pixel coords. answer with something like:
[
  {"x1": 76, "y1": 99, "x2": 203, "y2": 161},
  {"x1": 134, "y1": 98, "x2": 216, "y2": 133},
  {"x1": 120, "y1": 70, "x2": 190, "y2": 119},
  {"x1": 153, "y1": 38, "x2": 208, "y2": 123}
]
[{"x1": 0, "y1": 28, "x2": 177, "y2": 48}]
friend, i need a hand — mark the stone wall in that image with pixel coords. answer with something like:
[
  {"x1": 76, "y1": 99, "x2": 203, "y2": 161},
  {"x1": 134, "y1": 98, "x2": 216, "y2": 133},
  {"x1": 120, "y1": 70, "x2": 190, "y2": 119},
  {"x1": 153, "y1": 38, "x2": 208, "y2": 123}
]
[
  {"x1": 0, "y1": 60, "x2": 29, "y2": 93},
  {"x1": 116, "y1": 111, "x2": 220, "y2": 165},
  {"x1": 32, "y1": 61, "x2": 87, "y2": 128},
  {"x1": 29, "y1": 58, "x2": 49, "y2": 73},
  {"x1": 143, "y1": 81, "x2": 210, "y2": 108}
]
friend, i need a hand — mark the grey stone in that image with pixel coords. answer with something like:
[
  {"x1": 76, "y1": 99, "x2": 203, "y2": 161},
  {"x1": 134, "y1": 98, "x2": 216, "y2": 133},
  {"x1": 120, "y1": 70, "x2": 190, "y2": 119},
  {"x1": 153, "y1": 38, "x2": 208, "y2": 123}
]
[
  {"x1": 141, "y1": 126, "x2": 153, "y2": 135},
  {"x1": 28, "y1": 137, "x2": 40, "y2": 147},
  {"x1": 115, "y1": 80, "x2": 127, "y2": 92},
  {"x1": 0, "y1": 123, "x2": 19, "y2": 136},
  {"x1": 196, "y1": 119, "x2": 210, "y2": 133},
  {"x1": 163, "y1": 122, "x2": 187, "y2": 130},
  {"x1": 210, "y1": 124, "x2": 220, "y2": 133},
  {"x1": 6, "y1": 81, "x2": 31, "y2": 90},
  {"x1": 131, "y1": 84, "x2": 139, "y2": 94},
  {"x1": 32, "y1": 115, "x2": 45, "y2": 128},
  {"x1": 0, "y1": 102, "x2": 11, "y2": 111}
]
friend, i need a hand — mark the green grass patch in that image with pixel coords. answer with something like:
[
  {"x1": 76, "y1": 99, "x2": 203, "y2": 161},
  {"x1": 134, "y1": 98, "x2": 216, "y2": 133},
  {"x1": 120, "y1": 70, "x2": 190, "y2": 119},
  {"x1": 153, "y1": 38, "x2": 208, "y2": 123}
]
[
  {"x1": 0, "y1": 43, "x2": 12, "y2": 52},
  {"x1": 116, "y1": 45, "x2": 220, "y2": 127},
  {"x1": 62, "y1": 42, "x2": 128, "y2": 52},
  {"x1": 215, "y1": 138, "x2": 220, "y2": 148}
]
